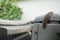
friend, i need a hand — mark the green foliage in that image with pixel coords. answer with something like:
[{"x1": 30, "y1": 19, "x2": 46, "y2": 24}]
[{"x1": 0, "y1": 0, "x2": 23, "y2": 20}]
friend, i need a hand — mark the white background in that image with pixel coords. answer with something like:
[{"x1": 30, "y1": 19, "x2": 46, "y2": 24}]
[{"x1": 17, "y1": 1, "x2": 60, "y2": 22}]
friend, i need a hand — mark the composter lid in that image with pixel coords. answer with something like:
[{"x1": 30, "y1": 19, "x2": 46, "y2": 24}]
[{"x1": 35, "y1": 13, "x2": 60, "y2": 22}]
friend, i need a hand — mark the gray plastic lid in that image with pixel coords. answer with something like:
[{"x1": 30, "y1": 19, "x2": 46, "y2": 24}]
[{"x1": 35, "y1": 13, "x2": 60, "y2": 21}]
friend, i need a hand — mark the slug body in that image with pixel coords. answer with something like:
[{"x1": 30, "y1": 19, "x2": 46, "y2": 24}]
[{"x1": 43, "y1": 12, "x2": 54, "y2": 29}]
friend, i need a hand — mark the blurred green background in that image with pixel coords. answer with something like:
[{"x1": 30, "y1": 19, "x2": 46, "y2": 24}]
[{"x1": 0, "y1": 0, "x2": 23, "y2": 20}]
